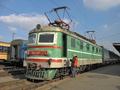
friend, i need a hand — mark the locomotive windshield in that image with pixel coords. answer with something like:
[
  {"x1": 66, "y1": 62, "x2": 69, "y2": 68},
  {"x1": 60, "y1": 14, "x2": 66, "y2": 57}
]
[
  {"x1": 28, "y1": 34, "x2": 36, "y2": 44},
  {"x1": 39, "y1": 34, "x2": 54, "y2": 43}
]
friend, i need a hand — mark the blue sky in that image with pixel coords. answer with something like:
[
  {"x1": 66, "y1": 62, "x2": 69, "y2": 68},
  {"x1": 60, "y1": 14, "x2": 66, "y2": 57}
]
[{"x1": 0, "y1": 0, "x2": 120, "y2": 54}]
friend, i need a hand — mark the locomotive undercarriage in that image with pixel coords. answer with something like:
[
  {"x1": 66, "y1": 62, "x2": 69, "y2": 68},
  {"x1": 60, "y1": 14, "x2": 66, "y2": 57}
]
[
  {"x1": 25, "y1": 62, "x2": 103, "y2": 80},
  {"x1": 25, "y1": 63, "x2": 71, "y2": 80}
]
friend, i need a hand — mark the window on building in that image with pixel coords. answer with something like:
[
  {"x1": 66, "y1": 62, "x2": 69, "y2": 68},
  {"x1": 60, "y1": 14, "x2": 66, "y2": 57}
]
[
  {"x1": 71, "y1": 38, "x2": 75, "y2": 47},
  {"x1": 80, "y1": 41, "x2": 83, "y2": 49}
]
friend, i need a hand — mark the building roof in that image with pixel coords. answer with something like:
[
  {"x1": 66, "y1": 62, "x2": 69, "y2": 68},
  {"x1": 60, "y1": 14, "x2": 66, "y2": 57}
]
[{"x1": 113, "y1": 43, "x2": 120, "y2": 53}]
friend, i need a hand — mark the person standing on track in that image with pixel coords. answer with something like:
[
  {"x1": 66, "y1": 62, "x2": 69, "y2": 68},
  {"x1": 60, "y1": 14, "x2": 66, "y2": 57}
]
[{"x1": 70, "y1": 54, "x2": 78, "y2": 78}]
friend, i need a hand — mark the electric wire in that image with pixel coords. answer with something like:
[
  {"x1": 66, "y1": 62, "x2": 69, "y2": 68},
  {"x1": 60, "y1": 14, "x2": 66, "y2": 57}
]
[
  {"x1": 50, "y1": 0, "x2": 88, "y2": 31},
  {"x1": 29, "y1": 0, "x2": 46, "y2": 11},
  {"x1": 29, "y1": 0, "x2": 88, "y2": 32},
  {"x1": 71, "y1": 0, "x2": 105, "y2": 39},
  {"x1": 0, "y1": 21, "x2": 29, "y2": 31},
  {"x1": 97, "y1": 32, "x2": 120, "y2": 40},
  {"x1": 28, "y1": 0, "x2": 57, "y2": 19},
  {"x1": 0, "y1": 31, "x2": 27, "y2": 41},
  {"x1": 0, "y1": 30, "x2": 28, "y2": 38},
  {"x1": 0, "y1": 1, "x2": 119, "y2": 45},
  {"x1": 0, "y1": 4, "x2": 40, "y2": 24},
  {"x1": 50, "y1": 0, "x2": 106, "y2": 42},
  {"x1": 51, "y1": 0, "x2": 59, "y2": 6}
]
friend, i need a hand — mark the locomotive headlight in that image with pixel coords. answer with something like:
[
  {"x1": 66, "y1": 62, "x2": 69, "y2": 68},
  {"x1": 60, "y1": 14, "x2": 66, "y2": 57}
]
[
  {"x1": 36, "y1": 24, "x2": 41, "y2": 30},
  {"x1": 36, "y1": 24, "x2": 43, "y2": 31},
  {"x1": 44, "y1": 51, "x2": 49, "y2": 56}
]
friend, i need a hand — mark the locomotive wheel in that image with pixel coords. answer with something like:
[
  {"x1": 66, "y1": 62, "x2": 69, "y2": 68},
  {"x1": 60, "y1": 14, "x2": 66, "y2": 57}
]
[
  {"x1": 76, "y1": 70, "x2": 79, "y2": 75},
  {"x1": 78, "y1": 67, "x2": 81, "y2": 74},
  {"x1": 54, "y1": 70, "x2": 60, "y2": 78},
  {"x1": 76, "y1": 67, "x2": 79, "y2": 75}
]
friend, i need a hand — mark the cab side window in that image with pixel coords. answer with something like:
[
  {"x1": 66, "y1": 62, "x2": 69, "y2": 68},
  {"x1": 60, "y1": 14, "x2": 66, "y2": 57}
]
[
  {"x1": 99, "y1": 49, "x2": 101, "y2": 53},
  {"x1": 92, "y1": 46, "x2": 94, "y2": 52},
  {"x1": 86, "y1": 44, "x2": 90, "y2": 51},
  {"x1": 96, "y1": 48, "x2": 98, "y2": 53},
  {"x1": 71, "y1": 38, "x2": 75, "y2": 47},
  {"x1": 80, "y1": 41, "x2": 83, "y2": 49}
]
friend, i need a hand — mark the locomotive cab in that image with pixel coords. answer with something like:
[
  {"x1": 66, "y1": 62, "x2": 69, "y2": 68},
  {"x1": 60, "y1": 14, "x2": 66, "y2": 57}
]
[{"x1": 26, "y1": 24, "x2": 69, "y2": 80}]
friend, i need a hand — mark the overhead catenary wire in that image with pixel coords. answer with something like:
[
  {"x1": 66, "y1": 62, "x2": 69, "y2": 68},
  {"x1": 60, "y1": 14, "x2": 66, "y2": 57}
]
[
  {"x1": 0, "y1": 30, "x2": 28, "y2": 38},
  {"x1": 28, "y1": 0, "x2": 58, "y2": 19},
  {"x1": 0, "y1": 21, "x2": 29, "y2": 31},
  {"x1": 71, "y1": 0, "x2": 104, "y2": 41},
  {"x1": 50, "y1": 0, "x2": 89, "y2": 31},
  {"x1": 0, "y1": 32, "x2": 27, "y2": 42},
  {"x1": 0, "y1": 4, "x2": 34, "y2": 39},
  {"x1": 29, "y1": 0, "x2": 46, "y2": 11},
  {"x1": 0, "y1": 4, "x2": 40, "y2": 25},
  {"x1": 29, "y1": 0, "x2": 87, "y2": 32},
  {"x1": 97, "y1": 32, "x2": 120, "y2": 40},
  {"x1": 50, "y1": 0, "x2": 106, "y2": 42},
  {"x1": 51, "y1": 0, "x2": 59, "y2": 6},
  {"x1": 71, "y1": 0, "x2": 105, "y2": 38},
  {"x1": 0, "y1": 31, "x2": 28, "y2": 40},
  {"x1": 0, "y1": 6, "x2": 30, "y2": 31},
  {"x1": 0, "y1": 1, "x2": 118, "y2": 43}
]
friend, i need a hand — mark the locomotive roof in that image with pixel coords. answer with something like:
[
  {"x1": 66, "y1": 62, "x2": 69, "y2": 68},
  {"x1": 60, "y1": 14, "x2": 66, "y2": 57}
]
[{"x1": 29, "y1": 24, "x2": 101, "y2": 48}]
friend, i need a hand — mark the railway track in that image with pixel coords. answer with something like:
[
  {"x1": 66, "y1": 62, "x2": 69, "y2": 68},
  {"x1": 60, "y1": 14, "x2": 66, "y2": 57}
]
[
  {"x1": 0, "y1": 66, "x2": 25, "y2": 71},
  {"x1": 0, "y1": 64, "x2": 13, "y2": 70},
  {"x1": 0, "y1": 69, "x2": 25, "y2": 77},
  {"x1": 0, "y1": 62, "x2": 24, "y2": 71},
  {"x1": 0, "y1": 76, "x2": 70, "y2": 90},
  {"x1": 0, "y1": 62, "x2": 26, "y2": 77}
]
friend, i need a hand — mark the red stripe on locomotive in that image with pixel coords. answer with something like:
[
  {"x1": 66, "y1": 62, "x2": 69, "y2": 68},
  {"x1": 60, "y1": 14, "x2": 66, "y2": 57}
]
[
  {"x1": 27, "y1": 46, "x2": 62, "y2": 49},
  {"x1": 26, "y1": 58, "x2": 62, "y2": 63}
]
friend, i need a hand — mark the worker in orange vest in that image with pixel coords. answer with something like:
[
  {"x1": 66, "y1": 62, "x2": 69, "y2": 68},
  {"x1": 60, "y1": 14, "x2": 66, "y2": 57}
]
[{"x1": 70, "y1": 54, "x2": 78, "y2": 78}]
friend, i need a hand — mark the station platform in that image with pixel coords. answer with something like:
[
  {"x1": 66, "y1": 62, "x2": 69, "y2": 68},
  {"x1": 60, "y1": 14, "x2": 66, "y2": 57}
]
[{"x1": 37, "y1": 63, "x2": 120, "y2": 90}]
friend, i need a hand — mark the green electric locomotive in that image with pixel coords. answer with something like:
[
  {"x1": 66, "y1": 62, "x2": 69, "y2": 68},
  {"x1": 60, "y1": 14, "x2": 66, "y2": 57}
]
[{"x1": 25, "y1": 7, "x2": 102, "y2": 80}]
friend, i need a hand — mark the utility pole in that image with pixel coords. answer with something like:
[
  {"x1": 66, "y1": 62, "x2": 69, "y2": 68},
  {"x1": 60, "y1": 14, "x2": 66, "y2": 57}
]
[{"x1": 12, "y1": 33, "x2": 15, "y2": 40}]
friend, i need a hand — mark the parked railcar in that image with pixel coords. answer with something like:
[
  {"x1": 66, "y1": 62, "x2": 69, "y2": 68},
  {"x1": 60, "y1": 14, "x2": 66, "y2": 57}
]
[
  {"x1": 101, "y1": 46, "x2": 120, "y2": 65},
  {"x1": 9, "y1": 39, "x2": 27, "y2": 66},
  {"x1": 101, "y1": 46, "x2": 110, "y2": 65},
  {"x1": 25, "y1": 23, "x2": 102, "y2": 80},
  {"x1": 0, "y1": 41, "x2": 10, "y2": 62},
  {"x1": 109, "y1": 51, "x2": 119, "y2": 64}
]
